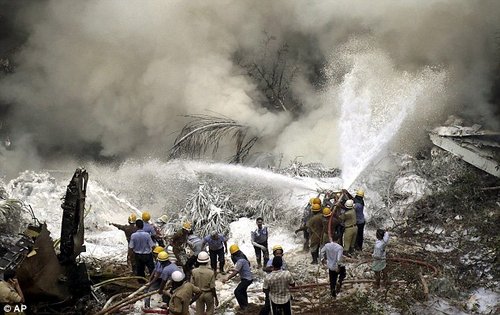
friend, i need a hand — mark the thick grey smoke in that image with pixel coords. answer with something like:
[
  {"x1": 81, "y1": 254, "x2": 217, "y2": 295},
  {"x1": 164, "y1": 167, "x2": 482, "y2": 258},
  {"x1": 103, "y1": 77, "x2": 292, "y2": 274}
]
[{"x1": 1, "y1": 0, "x2": 499, "y2": 176}]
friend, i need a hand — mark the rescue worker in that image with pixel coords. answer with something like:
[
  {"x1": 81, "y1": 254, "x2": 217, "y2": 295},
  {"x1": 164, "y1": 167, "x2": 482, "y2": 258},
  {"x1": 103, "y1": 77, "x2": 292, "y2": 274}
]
[
  {"x1": 354, "y1": 189, "x2": 366, "y2": 251},
  {"x1": 222, "y1": 244, "x2": 253, "y2": 310},
  {"x1": 191, "y1": 251, "x2": 219, "y2": 315},
  {"x1": 158, "y1": 251, "x2": 184, "y2": 305},
  {"x1": 372, "y1": 229, "x2": 390, "y2": 289},
  {"x1": 165, "y1": 270, "x2": 201, "y2": 315},
  {"x1": 144, "y1": 251, "x2": 169, "y2": 308},
  {"x1": 321, "y1": 207, "x2": 333, "y2": 246},
  {"x1": 306, "y1": 203, "x2": 324, "y2": 264},
  {"x1": 184, "y1": 232, "x2": 204, "y2": 280},
  {"x1": 153, "y1": 246, "x2": 165, "y2": 262},
  {"x1": 142, "y1": 211, "x2": 163, "y2": 246},
  {"x1": 166, "y1": 245, "x2": 178, "y2": 263},
  {"x1": 263, "y1": 256, "x2": 295, "y2": 315},
  {"x1": 339, "y1": 199, "x2": 357, "y2": 256},
  {"x1": 261, "y1": 245, "x2": 287, "y2": 315},
  {"x1": 201, "y1": 231, "x2": 228, "y2": 275},
  {"x1": 170, "y1": 222, "x2": 192, "y2": 265},
  {"x1": 320, "y1": 234, "x2": 346, "y2": 298},
  {"x1": 156, "y1": 214, "x2": 169, "y2": 246},
  {"x1": 111, "y1": 213, "x2": 138, "y2": 272},
  {"x1": 0, "y1": 269, "x2": 24, "y2": 304},
  {"x1": 129, "y1": 219, "x2": 155, "y2": 278},
  {"x1": 295, "y1": 197, "x2": 321, "y2": 251},
  {"x1": 251, "y1": 217, "x2": 269, "y2": 269}
]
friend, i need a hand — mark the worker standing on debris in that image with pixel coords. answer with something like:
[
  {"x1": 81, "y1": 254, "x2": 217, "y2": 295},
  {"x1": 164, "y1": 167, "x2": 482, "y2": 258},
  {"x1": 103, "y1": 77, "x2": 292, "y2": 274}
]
[
  {"x1": 339, "y1": 199, "x2": 357, "y2": 256},
  {"x1": 165, "y1": 270, "x2": 201, "y2": 315},
  {"x1": 191, "y1": 251, "x2": 219, "y2": 315},
  {"x1": 295, "y1": 197, "x2": 321, "y2": 251},
  {"x1": 202, "y1": 231, "x2": 228, "y2": 275},
  {"x1": 263, "y1": 256, "x2": 295, "y2": 315},
  {"x1": 170, "y1": 222, "x2": 192, "y2": 266},
  {"x1": 129, "y1": 219, "x2": 155, "y2": 279},
  {"x1": 251, "y1": 217, "x2": 269, "y2": 269},
  {"x1": 111, "y1": 213, "x2": 138, "y2": 273},
  {"x1": 142, "y1": 211, "x2": 164, "y2": 246},
  {"x1": 306, "y1": 203, "x2": 324, "y2": 264},
  {"x1": 144, "y1": 251, "x2": 169, "y2": 309},
  {"x1": 158, "y1": 252, "x2": 184, "y2": 305},
  {"x1": 320, "y1": 234, "x2": 346, "y2": 298},
  {"x1": 0, "y1": 269, "x2": 25, "y2": 303},
  {"x1": 223, "y1": 244, "x2": 253, "y2": 310},
  {"x1": 372, "y1": 229, "x2": 390, "y2": 289},
  {"x1": 184, "y1": 232, "x2": 204, "y2": 280},
  {"x1": 261, "y1": 245, "x2": 287, "y2": 315},
  {"x1": 321, "y1": 207, "x2": 333, "y2": 245},
  {"x1": 354, "y1": 190, "x2": 365, "y2": 251}
]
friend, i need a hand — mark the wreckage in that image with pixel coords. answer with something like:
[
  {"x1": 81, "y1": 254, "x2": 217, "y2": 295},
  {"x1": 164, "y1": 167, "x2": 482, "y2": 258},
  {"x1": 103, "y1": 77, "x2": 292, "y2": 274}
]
[
  {"x1": 0, "y1": 169, "x2": 90, "y2": 303},
  {"x1": 429, "y1": 124, "x2": 500, "y2": 178}
]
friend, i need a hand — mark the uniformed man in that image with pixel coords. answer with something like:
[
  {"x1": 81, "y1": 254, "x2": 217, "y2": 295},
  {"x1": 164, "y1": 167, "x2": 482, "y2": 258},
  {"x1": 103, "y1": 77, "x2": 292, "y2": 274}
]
[
  {"x1": 144, "y1": 251, "x2": 169, "y2": 308},
  {"x1": 129, "y1": 219, "x2": 155, "y2": 278},
  {"x1": 111, "y1": 213, "x2": 138, "y2": 272},
  {"x1": 166, "y1": 271, "x2": 201, "y2": 315},
  {"x1": 191, "y1": 251, "x2": 218, "y2": 315},
  {"x1": 354, "y1": 190, "x2": 366, "y2": 251},
  {"x1": 222, "y1": 245, "x2": 253, "y2": 310},
  {"x1": 339, "y1": 199, "x2": 358, "y2": 256},
  {"x1": 201, "y1": 231, "x2": 228, "y2": 275},
  {"x1": 170, "y1": 222, "x2": 192, "y2": 265},
  {"x1": 306, "y1": 203, "x2": 324, "y2": 264},
  {"x1": 158, "y1": 253, "x2": 184, "y2": 305}
]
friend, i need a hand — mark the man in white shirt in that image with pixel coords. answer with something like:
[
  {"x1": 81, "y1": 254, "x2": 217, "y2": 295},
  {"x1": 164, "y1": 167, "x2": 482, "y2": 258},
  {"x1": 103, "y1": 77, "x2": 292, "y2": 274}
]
[
  {"x1": 320, "y1": 234, "x2": 346, "y2": 298},
  {"x1": 372, "y1": 229, "x2": 390, "y2": 288}
]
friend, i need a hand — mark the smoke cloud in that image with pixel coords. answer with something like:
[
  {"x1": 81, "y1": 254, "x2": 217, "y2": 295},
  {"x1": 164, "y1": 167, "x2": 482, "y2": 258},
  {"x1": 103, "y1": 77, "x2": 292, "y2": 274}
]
[{"x1": 1, "y1": 0, "x2": 499, "y2": 177}]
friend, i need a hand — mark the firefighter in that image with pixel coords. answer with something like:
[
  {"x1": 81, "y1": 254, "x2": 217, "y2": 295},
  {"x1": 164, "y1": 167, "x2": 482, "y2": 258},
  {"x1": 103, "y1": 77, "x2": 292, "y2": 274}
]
[
  {"x1": 295, "y1": 197, "x2": 321, "y2": 251},
  {"x1": 222, "y1": 245, "x2": 253, "y2": 310},
  {"x1": 144, "y1": 251, "x2": 169, "y2": 308},
  {"x1": 339, "y1": 199, "x2": 357, "y2": 256},
  {"x1": 170, "y1": 222, "x2": 192, "y2": 266},
  {"x1": 191, "y1": 251, "x2": 219, "y2": 315},
  {"x1": 166, "y1": 271, "x2": 201, "y2": 315},
  {"x1": 129, "y1": 219, "x2": 155, "y2": 279},
  {"x1": 111, "y1": 213, "x2": 138, "y2": 272},
  {"x1": 142, "y1": 211, "x2": 164, "y2": 247},
  {"x1": 306, "y1": 203, "x2": 324, "y2": 264},
  {"x1": 354, "y1": 189, "x2": 366, "y2": 251}
]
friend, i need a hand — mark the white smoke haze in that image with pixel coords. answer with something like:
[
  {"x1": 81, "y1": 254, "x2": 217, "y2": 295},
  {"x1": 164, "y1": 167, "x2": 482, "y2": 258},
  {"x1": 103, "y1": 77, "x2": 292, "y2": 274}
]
[{"x1": 0, "y1": 0, "x2": 499, "y2": 177}]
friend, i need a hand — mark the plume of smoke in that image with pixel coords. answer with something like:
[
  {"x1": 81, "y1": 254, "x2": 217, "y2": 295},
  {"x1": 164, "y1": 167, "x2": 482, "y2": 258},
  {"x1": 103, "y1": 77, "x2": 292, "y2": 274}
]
[{"x1": 0, "y1": 0, "x2": 499, "y2": 176}]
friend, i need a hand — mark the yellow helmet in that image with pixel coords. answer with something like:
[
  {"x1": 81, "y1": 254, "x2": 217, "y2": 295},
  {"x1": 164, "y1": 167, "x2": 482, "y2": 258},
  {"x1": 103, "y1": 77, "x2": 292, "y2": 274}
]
[
  {"x1": 229, "y1": 244, "x2": 240, "y2": 255},
  {"x1": 311, "y1": 203, "x2": 321, "y2": 212},
  {"x1": 153, "y1": 246, "x2": 164, "y2": 254},
  {"x1": 128, "y1": 213, "x2": 137, "y2": 224},
  {"x1": 356, "y1": 189, "x2": 365, "y2": 197},
  {"x1": 182, "y1": 221, "x2": 192, "y2": 231},
  {"x1": 157, "y1": 251, "x2": 169, "y2": 261},
  {"x1": 272, "y1": 245, "x2": 283, "y2": 252},
  {"x1": 142, "y1": 212, "x2": 151, "y2": 222},
  {"x1": 312, "y1": 198, "x2": 321, "y2": 205},
  {"x1": 322, "y1": 207, "x2": 332, "y2": 217},
  {"x1": 309, "y1": 197, "x2": 316, "y2": 205}
]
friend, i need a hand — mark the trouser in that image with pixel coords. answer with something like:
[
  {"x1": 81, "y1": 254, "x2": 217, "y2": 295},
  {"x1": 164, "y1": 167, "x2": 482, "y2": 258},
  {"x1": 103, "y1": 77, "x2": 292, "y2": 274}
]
[
  {"x1": 144, "y1": 279, "x2": 161, "y2": 308},
  {"x1": 127, "y1": 248, "x2": 136, "y2": 273},
  {"x1": 271, "y1": 300, "x2": 292, "y2": 315},
  {"x1": 310, "y1": 235, "x2": 321, "y2": 263},
  {"x1": 135, "y1": 253, "x2": 155, "y2": 278},
  {"x1": 196, "y1": 291, "x2": 215, "y2": 315},
  {"x1": 254, "y1": 241, "x2": 269, "y2": 266},
  {"x1": 329, "y1": 266, "x2": 346, "y2": 297},
  {"x1": 209, "y1": 248, "x2": 225, "y2": 272},
  {"x1": 259, "y1": 291, "x2": 271, "y2": 315},
  {"x1": 184, "y1": 255, "x2": 198, "y2": 280},
  {"x1": 234, "y1": 278, "x2": 253, "y2": 308},
  {"x1": 336, "y1": 225, "x2": 345, "y2": 246},
  {"x1": 303, "y1": 229, "x2": 310, "y2": 250},
  {"x1": 343, "y1": 226, "x2": 357, "y2": 253},
  {"x1": 355, "y1": 223, "x2": 365, "y2": 250},
  {"x1": 374, "y1": 267, "x2": 389, "y2": 287}
]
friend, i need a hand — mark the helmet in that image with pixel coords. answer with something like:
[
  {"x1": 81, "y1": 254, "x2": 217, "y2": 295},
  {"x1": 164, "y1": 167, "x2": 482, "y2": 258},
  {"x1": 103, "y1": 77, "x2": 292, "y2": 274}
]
[
  {"x1": 197, "y1": 251, "x2": 210, "y2": 263},
  {"x1": 158, "y1": 215, "x2": 168, "y2": 224},
  {"x1": 345, "y1": 199, "x2": 354, "y2": 209},
  {"x1": 272, "y1": 245, "x2": 283, "y2": 252},
  {"x1": 166, "y1": 245, "x2": 174, "y2": 254},
  {"x1": 157, "y1": 251, "x2": 169, "y2": 261},
  {"x1": 356, "y1": 189, "x2": 365, "y2": 197},
  {"x1": 229, "y1": 244, "x2": 239, "y2": 255},
  {"x1": 211, "y1": 230, "x2": 218, "y2": 236},
  {"x1": 142, "y1": 212, "x2": 151, "y2": 222},
  {"x1": 128, "y1": 213, "x2": 137, "y2": 224},
  {"x1": 182, "y1": 222, "x2": 192, "y2": 231},
  {"x1": 309, "y1": 197, "x2": 315, "y2": 205},
  {"x1": 171, "y1": 270, "x2": 185, "y2": 282},
  {"x1": 153, "y1": 246, "x2": 164, "y2": 254},
  {"x1": 312, "y1": 198, "x2": 321, "y2": 205},
  {"x1": 311, "y1": 203, "x2": 321, "y2": 212},
  {"x1": 169, "y1": 255, "x2": 178, "y2": 262},
  {"x1": 322, "y1": 207, "x2": 332, "y2": 217}
]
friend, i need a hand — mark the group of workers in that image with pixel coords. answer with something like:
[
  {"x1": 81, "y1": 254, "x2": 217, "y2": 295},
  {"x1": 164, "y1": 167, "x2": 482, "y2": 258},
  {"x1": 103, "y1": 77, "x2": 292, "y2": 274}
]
[{"x1": 109, "y1": 188, "x2": 390, "y2": 314}]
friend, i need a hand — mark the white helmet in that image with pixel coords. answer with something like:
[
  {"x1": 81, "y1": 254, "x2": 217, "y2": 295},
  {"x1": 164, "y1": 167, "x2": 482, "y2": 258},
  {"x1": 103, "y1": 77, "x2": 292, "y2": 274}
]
[
  {"x1": 197, "y1": 251, "x2": 210, "y2": 263},
  {"x1": 171, "y1": 270, "x2": 185, "y2": 282},
  {"x1": 166, "y1": 245, "x2": 174, "y2": 254},
  {"x1": 345, "y1": 199, "x2": 354, "y2": 209}
]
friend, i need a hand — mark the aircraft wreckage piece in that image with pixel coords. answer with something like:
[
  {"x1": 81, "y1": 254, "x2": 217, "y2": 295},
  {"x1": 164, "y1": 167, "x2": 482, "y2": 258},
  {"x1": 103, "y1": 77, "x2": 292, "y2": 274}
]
[
  {"x1": 0, "y1": 169, "x2": 90, "y2": 302},
  {"x1": 429, "y1": 125, "x2": 500, "y2": 178}
]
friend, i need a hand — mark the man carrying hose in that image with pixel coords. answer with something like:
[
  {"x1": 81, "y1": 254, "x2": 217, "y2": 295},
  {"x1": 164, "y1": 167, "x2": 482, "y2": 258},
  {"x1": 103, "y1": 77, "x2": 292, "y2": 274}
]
[{"x1": 306, "y1": 203, "x2": 324, "y2": 264}]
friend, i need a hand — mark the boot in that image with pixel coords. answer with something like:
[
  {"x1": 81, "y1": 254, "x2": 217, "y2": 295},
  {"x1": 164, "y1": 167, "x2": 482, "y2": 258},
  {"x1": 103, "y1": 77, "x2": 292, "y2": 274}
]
[
  {"x1": 311, "y1": 252, "x2": 318, "y2": 264},
  {"x1": 336, "y1": 282, "x2": 342, "y2": 294}
]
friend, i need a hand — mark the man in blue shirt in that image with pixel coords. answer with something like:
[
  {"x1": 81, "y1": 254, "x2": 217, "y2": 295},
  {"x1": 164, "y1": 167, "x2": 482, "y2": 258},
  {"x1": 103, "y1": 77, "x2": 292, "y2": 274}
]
[
  {"x1": 223, "y1": 245, "x2": 253, "y2": 310},
  {"x1": 129, "y1": 219, "x2": 155, "y2": 279},
  {"x1": 251, "y1": 217, "x2": 269, "y2": 268},
  {"x1": 158, "y1": 256, "x2": 184, "y2": 304},
  {"x1": 202, "y1": 231, "x2": 228, "y2": 275},
  {"x1": 354, "y1": 190, "x2": 366, "y2": 251}
]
